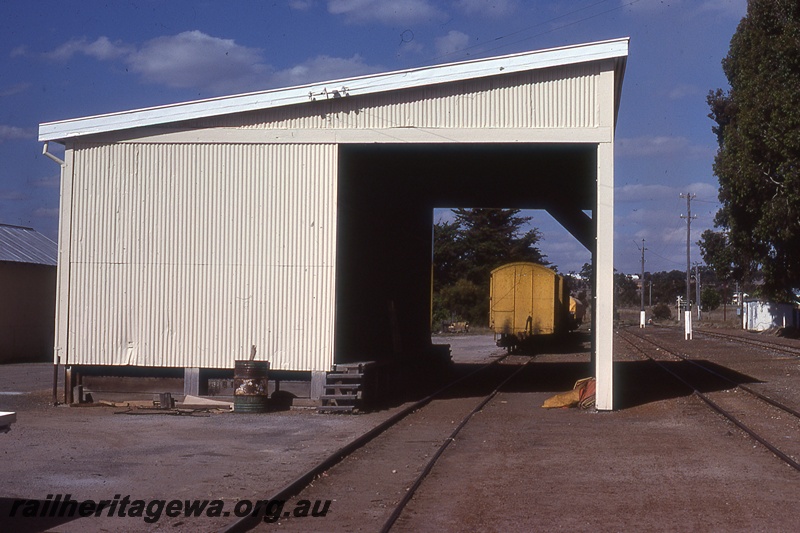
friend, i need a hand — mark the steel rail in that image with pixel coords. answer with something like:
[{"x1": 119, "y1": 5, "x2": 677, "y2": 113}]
[
  {"x1": 379, "y1": 358, "x2": 531, "y2": 533},
  {"x1": 219, "y1": 353, "x2": 510, "y2": 533},
  {"x1": 617, "y1": 330, "x2": 800, "y2": 473},
  {"x1": 624, "y1": 328, "x2": 800, "y2": 420},
  {"x1": 693, "y1": 328, "x2": 800, "y2": 359}
]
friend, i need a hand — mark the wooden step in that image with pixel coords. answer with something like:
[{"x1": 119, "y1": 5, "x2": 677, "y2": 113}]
[
  {"x1": 317, "y1": 405, "x2": 358, "y2": 413},
  {"x1": 318, "y1": 361, "x2": 376, "y2": 414},
  {"x1": 320, "y1": 393, "x2": 361, "y2": 401},
  {"x1": 325, "y1": 372, "x2": 364, "y2": 380}
]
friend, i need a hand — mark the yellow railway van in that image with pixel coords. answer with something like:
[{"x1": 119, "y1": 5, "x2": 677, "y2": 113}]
[{"x1": 489, "y1": 262, "x2": 571, "y2": 352}]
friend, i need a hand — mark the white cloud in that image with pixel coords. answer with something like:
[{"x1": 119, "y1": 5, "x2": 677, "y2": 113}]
[
  {"x1": 0, "y1": 83, "x2": 31, "y2": 97},
  {"x1": 10, "y1": 45, "x2": 29, "y2": 58},
  {"x1": 30, "y1": 175, "x2": 61, "y2": 189},
  {"x1": 327, "y1": 0, "x2": 446, "y2": 24},
  {"x1": 42, "y1": 31, "x2": 385, "y2": 94},
  {"x1": 454, "y1": 0, "x2": 518, "y2": 17},
  {"x1": 33, "y1": 207, "x2": 60, "y2": 219},
  {"x1": 622, "y1": 0, "x2": 745, "y2": 18},
  {"x1": 667, "y1": 83, "x2": 701, "y2": 100},
  {"x1": 617, "y1": 182, "x2": 718, "y2": 204},
  {"x1": 435, "y1": 31, "x2": 470, "y2": 57},
  {"x1": 616, "y1": 135, "x2": 711, "y2": 158},
  {"x1": 617, "y1": 184, "x2": 677, "y2": 203},
  {"x1": 271, "y1": 54, "x2": 381, "y2": 87},
  {"x1": 127, "y1": 31, "x2": 270, "y2": 93},
  {"x1": 44, "y1": 36, "x2": 132, "y2": 61},
  {"x1": 0, "y1": 189, "x2": 27, "y2": 201},
  {"x1": 289, "y1": 0, "x2": 317, "y2": 10},
  {"x1": 0, "y1": 124, "x2": 34, "y2": 142}
]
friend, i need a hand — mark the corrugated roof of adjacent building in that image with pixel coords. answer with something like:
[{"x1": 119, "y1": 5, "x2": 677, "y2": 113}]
[{"x1": 0, "y1": 224, "x2": 57, "y2": 266}]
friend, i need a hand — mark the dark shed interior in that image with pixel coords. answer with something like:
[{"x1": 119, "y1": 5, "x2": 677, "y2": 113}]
[{"x1": 334, "y1": 143, "x2": 597, "y2": 363}]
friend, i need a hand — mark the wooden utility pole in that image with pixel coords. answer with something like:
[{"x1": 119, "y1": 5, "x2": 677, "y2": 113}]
[
  {"x1": 639, "y1": 239, "x2": 647, "y2": 328},
  {"x1": 680, "y1": 193, "x2": 696, "y2": 339}
]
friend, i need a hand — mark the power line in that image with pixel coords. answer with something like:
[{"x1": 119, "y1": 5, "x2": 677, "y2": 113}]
[{"x1": 429, "y1": 0, "x2": 644, "y2": 62}]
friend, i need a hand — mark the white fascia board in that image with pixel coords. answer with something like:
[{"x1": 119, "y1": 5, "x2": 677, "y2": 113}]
[{"x1": 39, "y1": 38, "x2": 628, "y2": 142}]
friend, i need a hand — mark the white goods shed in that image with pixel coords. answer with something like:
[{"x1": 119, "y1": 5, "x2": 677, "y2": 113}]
[{"x1": 40, "y1": 38, "x2": 628, "y2": 409}]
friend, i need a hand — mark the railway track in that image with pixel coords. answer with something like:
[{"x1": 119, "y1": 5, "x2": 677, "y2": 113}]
[
  {"x1": 692, "y1": 327, "x2": 800, "y2": 359},
  {"x1": 618, "y1": 327, "x2": 800, "y2": 473},
  {"x1": 222, "y1": 355, "x2": 531, "y2": 532}
]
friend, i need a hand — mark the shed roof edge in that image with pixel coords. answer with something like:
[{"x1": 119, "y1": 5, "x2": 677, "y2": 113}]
[{"x1": 39, "y1": 38, "x2": 629, "y2": 142}]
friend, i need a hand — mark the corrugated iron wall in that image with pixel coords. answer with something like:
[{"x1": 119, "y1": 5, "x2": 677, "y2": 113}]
[
  {"x1": 64, "y1": 143, "x2": 337, "y2": 371},
  {"x1": 197, "y1": 64, "x2": 600, "y2": 131},
  {"x1": 58, "y1": 60, "x2": 606, "y2": 373}
]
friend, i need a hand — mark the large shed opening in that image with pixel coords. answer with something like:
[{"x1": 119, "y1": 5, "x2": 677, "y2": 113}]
[{"x1": 334, "y1": 143, "x2": 597, "y2": 366}]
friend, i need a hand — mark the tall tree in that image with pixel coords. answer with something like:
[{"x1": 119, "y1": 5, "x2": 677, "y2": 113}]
[
  {"x1": 707, "y1": 0, "x2": 800, "y2": 299},
  {"x1": 432, "y1": 219, "x2": 463, "y2": 288},
  {"x1": 432, "y1": 208, "x2": 547, "y2": 325},
  {"x1": 451, "y1": 208, "x2": 547, "y2": 286},
  {"x1": 698, "y1": 229, "x2": 739, "y2": 288}
]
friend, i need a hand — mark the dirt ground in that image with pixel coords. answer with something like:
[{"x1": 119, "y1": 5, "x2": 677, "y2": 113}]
[{"x1": 2, "y1": 329, "x2": 799, "y2": 532}]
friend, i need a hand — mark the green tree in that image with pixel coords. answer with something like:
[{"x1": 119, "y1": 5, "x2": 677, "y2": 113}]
[
  {"x1": 700, "y1": 286, "x2": 722, "y2": 312},
  {"x1": 652, "y1": 302, "x2": 672, "y2": 321},
  {"x1": 579, "y1": 262, "x2": 593, "y2": 282},
  {"x1": 707, "y1": 0, "x2": 800, "y2": 299},
  {"x1": 698, "y1": 229, "x2": 737, "y2": 308},
  {"x1": 435, "y1": 279, "x2": 485, "y2": 328},
  {"x1": 432, "y1": 220, "x2": 463, "y2": 288},
  {"x1": 614, "y1": 272, "x2": 639, "y2": 307},
  {"x1": 649, "y1": 270, "x2": 687, "y2": 305},
  {"x1": 451, "y1": 208, "x2": 548, "y2": 286},
  {"x1": 432, "y1": 208, "x2": 547, "y2": 325}
]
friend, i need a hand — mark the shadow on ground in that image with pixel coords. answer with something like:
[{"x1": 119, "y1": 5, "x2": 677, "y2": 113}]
[{"x1": 370, "y1": 357, "x2": 761, "y2": 412}]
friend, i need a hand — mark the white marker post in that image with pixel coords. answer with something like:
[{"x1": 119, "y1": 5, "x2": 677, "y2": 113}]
[{"x1": 684, "y1": 310, "x2": 692, "y2": 340}]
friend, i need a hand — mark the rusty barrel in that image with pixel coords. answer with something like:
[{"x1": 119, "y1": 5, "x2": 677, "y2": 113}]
[{"x1": 233, "y1": 360, "x2": 270, "y2": 413}]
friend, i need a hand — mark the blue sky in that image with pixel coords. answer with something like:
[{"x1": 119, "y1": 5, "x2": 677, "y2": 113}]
[{"x1": 0, "y1": 0, "x2": 746, "y2": 275}]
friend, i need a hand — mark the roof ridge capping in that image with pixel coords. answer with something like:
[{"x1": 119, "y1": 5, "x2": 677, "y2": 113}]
[{"x1": 39, "y1": 37, "x2": 629, "y2": 142}]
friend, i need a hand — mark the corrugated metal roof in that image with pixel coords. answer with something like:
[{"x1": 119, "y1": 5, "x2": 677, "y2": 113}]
[
  {"x1": 39, "y1": 38, "x2": 628, "y2": 142},
  {"x1": 0, "y1": 224, "x2": 57, "y2": 266}
]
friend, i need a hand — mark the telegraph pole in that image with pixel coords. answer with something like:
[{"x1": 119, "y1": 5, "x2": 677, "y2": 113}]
[
  {"x1": 695, "y1": 263, "x2": 701, "y2": 321},
  {"x1": 680, "y1": 193, "x2": 696, "y2": 339},
  {"x1": 638, "y1": 239, "x2": 647, "y2": 328}
]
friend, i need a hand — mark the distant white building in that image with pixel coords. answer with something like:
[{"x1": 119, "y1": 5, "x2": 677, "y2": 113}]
[
  {"x1": 743, "y1": 299, "x2": 798, "y2": 331},
  {"x1": 0, "y1": 224, "x2": 58, "y2": 363}
]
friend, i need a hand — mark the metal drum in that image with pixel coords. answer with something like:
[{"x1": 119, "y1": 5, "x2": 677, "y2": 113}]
[{"x1": 233, "y1": 360, "x2": 270, "y2": 413}]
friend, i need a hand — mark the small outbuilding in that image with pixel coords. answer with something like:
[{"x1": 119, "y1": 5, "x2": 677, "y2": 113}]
[
  {"x1": 0, "y1": 224, "x2": 58, "y2": 363},
  {"x1": 39, "y1": 39, "x2": 628, "y2": 409},
  {"x1": 743, "y1": 299, "x2": 798, "y2": 331}
]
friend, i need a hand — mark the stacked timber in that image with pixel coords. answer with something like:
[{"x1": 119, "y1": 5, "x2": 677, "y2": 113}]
[{"x1": 318, "y1": 362, "x2": 376, "y2": 414}]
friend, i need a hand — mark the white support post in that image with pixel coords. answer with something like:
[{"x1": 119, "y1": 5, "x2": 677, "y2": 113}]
[
  {"x1": 594, "y1": 64, "x2": 616, "y2": 411},
  {"x1": 184, "y1": 368, "x2": 201, "y2": 396},
  {"x1": 595, "y1": 141, "x2": 614, "y2": 411},
  {"x1": 310, "y1": 371, "x2": 327, "y2": 400},
  {"x1": 54, "y1": 148, "x2": 73, "y2": 368},
  {"x1": 684, "y1": 311, "x2": 693, "y2": 340}
]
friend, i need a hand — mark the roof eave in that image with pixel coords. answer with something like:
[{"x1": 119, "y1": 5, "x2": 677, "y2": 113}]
[{"x1": 39, "y1": 37, "x2": 629, "y2": 142}]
